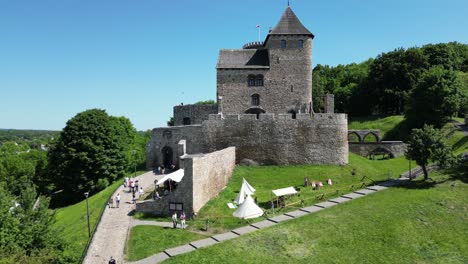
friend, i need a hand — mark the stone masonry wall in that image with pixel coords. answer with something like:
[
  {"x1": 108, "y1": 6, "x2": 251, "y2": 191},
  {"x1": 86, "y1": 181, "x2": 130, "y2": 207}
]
[
  {"x1": 145, "y1": 125, "x2": 205, "y2": 169},
  {"x1": 349, "y1": 141, "x2": 407, "y2": 158},
  {"x1": 136, "y1": 147, "x2": 236, "y2": 216},
  {"x1": 191, "y1": 147, "x2": 236, "y2": 212},
  {"x1": 217, "y1": 35, "x2": 313, "y2": 115},
  {"x1": 203, "y1": 113, "x2": 348, "y2": 165},
  {"x1": 173, "y1": 104, "x2": 218, "y2": 126}
]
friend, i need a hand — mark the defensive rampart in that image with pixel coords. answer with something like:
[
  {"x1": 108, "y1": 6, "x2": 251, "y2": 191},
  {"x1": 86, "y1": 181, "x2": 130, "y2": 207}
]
[{"x1": 147, "y1": 113, "x2": 348, "y2": 168}]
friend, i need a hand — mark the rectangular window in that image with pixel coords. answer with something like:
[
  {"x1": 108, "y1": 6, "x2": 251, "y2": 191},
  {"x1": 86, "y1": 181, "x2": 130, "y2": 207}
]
[
  {"x1": 169, "y1": 202, "x2": 183, "y2": 211},
  {"x1": 280, "y1": 40, "x2": 286, "y2": 49},
  {"x1": 298, "y1": 40, "x2": 304, "y2": 49}
]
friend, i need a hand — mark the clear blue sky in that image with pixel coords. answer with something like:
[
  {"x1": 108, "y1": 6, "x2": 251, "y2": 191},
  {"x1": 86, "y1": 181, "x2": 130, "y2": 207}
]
[{"x1": 0, "y1": 0, "x2": 467, "y2": 130}]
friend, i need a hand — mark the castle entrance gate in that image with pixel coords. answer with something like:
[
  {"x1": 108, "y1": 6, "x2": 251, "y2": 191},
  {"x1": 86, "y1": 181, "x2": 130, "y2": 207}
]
[{"x1": 161, "y1": 146, "x2": 173, "y2": 168}]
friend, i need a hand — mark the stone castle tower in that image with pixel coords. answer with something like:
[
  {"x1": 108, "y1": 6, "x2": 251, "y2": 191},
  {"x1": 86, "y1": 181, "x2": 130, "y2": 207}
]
[
  {"x1": 217, "y1": 7, "x2": 314, "y2": 117},
  {"x1": 147, "y1": 7, "x2": 348, "y2": 169}
]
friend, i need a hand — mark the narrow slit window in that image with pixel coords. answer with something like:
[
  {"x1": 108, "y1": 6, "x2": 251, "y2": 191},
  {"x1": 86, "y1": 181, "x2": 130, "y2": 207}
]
[{"x1": 280, "y1": 39, "x2": 286, "y2": 49}]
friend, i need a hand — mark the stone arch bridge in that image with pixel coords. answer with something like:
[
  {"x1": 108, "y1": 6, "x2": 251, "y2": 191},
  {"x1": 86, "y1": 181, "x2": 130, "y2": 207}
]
[{"x1": 348, "y1": 130, "x2": 406, "y2": 158}]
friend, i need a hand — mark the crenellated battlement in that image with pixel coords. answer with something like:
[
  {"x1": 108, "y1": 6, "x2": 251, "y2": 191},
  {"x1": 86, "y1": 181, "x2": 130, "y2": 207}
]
[
  {"x1": 242, "y1": 41, "x2": 265, "y2": 49},
  {"x1": 207, "y1": 113, "x2": 347, "y2": 124}
]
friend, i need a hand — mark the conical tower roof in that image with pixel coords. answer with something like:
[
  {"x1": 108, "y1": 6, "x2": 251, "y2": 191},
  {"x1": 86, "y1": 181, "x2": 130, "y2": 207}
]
[{"x1": 269, "y1": 7, "x2": 314, "y2": 37}]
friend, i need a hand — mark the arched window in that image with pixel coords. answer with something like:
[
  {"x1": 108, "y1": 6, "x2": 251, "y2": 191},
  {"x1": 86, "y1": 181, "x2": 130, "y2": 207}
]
[
  {"x1": 280, "y1": 39, "x2": 286, "y2": 49},
  {"x1": 251, "y1": 94, "x2": 260, "y2": 106},
  {"x1": 255, "y1": 75, "x2": 264, "y2": 86},
  {"x1": 298, "y1": 39, "x2": 304, "y2": 49},
  {"x1": 247, "y1": 75, "x2": 256, "y2": 86}
]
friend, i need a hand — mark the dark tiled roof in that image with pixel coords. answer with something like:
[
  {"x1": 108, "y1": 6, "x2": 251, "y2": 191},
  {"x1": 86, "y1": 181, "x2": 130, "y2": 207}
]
[
  {"x1": 269, "y1": 7, "x2": 313, "y2": 36},
  {"x1": 217, "y1": 49, "x2": 270, "y2": 69}
]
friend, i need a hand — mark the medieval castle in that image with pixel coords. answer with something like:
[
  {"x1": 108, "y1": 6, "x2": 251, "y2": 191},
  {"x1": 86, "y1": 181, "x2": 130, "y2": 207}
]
[{"x1": 146, "y1": 7, "x2": 349, "y2": 170}]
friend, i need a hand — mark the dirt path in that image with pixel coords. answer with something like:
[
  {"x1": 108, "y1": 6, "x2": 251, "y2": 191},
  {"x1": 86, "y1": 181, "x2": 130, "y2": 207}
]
[{"x1": 83, "y1": 171, "x2": 162, "y2": 264}]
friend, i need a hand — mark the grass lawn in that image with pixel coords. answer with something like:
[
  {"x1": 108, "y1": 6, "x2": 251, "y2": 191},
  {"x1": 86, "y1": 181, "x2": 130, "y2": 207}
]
[
  {"x1": 164, "y1": 163, "x2": 468, "y2": 264},
  {"x1": 53, "y1": 170, "x2": 147, "y2": 262},
  {"x1": 126, "y1": 226, "x2": 208, "y2": 261},
  {"x1": 137, "y1": 154, "x2": 413, "y2": 235},
  {"x1": 348, "y1": 115, "x2": 404, "y2": 138}
]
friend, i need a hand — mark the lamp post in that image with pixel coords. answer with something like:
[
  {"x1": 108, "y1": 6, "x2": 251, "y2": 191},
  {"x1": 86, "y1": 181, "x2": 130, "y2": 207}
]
[{"x1": 84, "y1": 192, "x2": 91, "y2": 238}]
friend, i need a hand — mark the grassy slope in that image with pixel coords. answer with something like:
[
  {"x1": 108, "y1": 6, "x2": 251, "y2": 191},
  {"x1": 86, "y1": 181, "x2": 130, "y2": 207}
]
[
  {"x1": 126, "y1": 226, "x2": 208, "y2": 261},
  {"x1": 53, "y1": 171, "x2": 146, "y2": 262},
  {"x1": 165, "y1": 165, "x2": 468, "y2": 264},
  {"x1": 348, "y1": 115, "x2": 404, "y2": 138}
]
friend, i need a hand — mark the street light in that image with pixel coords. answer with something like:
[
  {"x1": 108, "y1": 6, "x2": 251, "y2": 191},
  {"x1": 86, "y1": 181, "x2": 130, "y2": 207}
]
[{"x1": 84, "y1": 192, "x2": 91, "y2": 238}]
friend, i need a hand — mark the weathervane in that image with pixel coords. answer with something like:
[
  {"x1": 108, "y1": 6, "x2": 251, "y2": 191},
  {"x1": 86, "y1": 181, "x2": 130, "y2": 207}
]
[{"x1": 288, "y1": 0, "x2": 290, "y2": 6}]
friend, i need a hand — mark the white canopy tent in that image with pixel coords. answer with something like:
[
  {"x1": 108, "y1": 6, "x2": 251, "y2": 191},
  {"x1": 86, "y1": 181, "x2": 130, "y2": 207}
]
[
  {"x1": 234, "y1": 178, "x2": 256, "y2": 204},
  {"x1": 233, "y1": 195, "x2": 264, "y2": 219},
  {"x1": 157, "y1": 169, "x2": 185, "y2": 185},
  {"x1": 272, "y1": 187, "x2": 297, "y2": 197}
]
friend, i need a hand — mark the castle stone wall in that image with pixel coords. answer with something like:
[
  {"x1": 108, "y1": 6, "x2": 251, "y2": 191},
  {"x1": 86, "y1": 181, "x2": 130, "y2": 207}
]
[
  {"x1": 202, "y1": 113, "x2": 348, "y2": 165},
  {"x1": 137, "y1": 147, "x2": 236, "y2": 216},
  {"x1": 145, "y1": 125, "x2": 205, "y2": 169},
  {"x1": 173, "y1": 104, "x2": 218, "y2": 126},
  {"x1": 191, "y1": 147, "x2": 236, "y2": 212}
]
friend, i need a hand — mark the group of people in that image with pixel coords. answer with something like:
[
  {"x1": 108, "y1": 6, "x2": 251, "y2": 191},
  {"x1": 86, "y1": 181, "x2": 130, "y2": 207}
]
[
  {"x1": 155, "y1": 163, "x2": 176, "y2": 175},
  {"x1": 171, "y1": 211, "x2": 187, "y2": 229},
  {"x1": 304, "y1": 178, "x2": 333, "y2": 190},
  {"x1": 108, "y1": 193, "x2": 121, "y2": 208},
  {"x1": 124, "y1": 177, "x2": 145, "y2": 203}
]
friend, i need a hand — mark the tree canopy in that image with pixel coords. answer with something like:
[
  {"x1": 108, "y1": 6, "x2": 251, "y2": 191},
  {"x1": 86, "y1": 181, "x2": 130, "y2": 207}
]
[
  {"x1": 48, "y1": 109, "x2": 137, "y2": 206},
  {"x1": 405, "y1": 125, "x2": 453, "y2": 180},
  {"x1": 313, "y1": 42, "x2": 468, "y2": 129}
]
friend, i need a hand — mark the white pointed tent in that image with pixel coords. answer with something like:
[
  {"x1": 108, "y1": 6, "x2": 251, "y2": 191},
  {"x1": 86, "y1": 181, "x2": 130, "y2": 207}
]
[
  {"x1": 233, "y1": 195, "x2": 264, "y2": 219},
  {"x1": 234, "y1": 178, "x2": 256, "y2": 204}
]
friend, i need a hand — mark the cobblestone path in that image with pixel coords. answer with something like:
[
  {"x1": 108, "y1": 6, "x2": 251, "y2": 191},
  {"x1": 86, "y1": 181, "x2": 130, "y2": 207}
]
[{"x1": 83, "y1": 171, "x2": 162, "y2": 264}]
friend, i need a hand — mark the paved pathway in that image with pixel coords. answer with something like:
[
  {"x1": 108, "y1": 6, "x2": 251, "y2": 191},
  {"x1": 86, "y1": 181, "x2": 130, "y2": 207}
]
[
  {"x1": 83, "y1": 171, "x2": 162, "y2": 264},
  {"x1": 126, "y1": 178, "x2": 408, "y2": 264}
]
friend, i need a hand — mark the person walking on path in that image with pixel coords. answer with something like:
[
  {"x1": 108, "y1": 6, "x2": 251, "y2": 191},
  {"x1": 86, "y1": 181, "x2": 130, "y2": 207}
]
[
  {"x1": 108, "y1": 197, "x2": 114, "y2": 208},
  {"x1": 180, "y1": 211, "x2": 186, "y2": 229},
  {"x1": 172, "y1": 211, "x2": 178, "y2": 229},
  {"x1": 115, "y1": 193, "x2": 120, "y2": 208}
]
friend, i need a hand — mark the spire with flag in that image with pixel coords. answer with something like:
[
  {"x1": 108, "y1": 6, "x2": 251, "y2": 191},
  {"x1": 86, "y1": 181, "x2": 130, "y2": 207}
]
[{"x1": 256, "y1": 24, "x2": 261, "y2": 41}]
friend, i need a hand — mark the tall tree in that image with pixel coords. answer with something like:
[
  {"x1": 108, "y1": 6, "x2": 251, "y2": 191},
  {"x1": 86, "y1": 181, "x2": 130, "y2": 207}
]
[
  {"x1": 405, "y1": 125, "x2": 453, "y2": 180},
  {"x1": 48, "y1": 109, "x2": 135, "y2": 205},
  {"x1": 367, "y1": 48, "x2": 428, "y2": 115},
  {"x1": 405, "y1": 66, "x2": 463, "y2": 128}
]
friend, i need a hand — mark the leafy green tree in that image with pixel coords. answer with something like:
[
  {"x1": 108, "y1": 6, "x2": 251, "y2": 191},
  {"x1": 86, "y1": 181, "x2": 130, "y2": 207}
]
[
  {"x1": 405, "y1": 125, "x2": 453, "y2": 180},
  {"x1": 194, "y1": 99, "x2": 216, "y2": 105},
  {"x1": 48, "y1": 109, "x2": 135, "y2": 205},
  {"x1": 167, "y1": 117, "x2": 175, "y2": 126},
  {"x1": 367, "y1": 48, "x2": 428, "y2": 115},
  {"x1": 0, "y1": 183, "x2": 66, "y2": 263},
  {"x1": 405, "y1": 66, "x2": 462, "y2": 128}
]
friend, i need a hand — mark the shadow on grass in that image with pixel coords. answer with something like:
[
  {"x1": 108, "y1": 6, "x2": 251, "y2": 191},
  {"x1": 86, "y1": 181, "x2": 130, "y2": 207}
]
[
  {"x1": 453, "y1": 136, "x2": 468, "y2": 151},
  {"x1": 384, "y1": 119, "x2": 412, "y2": 141}
]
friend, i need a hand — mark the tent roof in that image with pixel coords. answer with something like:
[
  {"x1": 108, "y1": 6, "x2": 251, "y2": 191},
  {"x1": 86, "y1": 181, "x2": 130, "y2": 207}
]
[
  {"x1": 234, "y1": 178, "x2": 256, "y2": 204},
  {"x1": 233, "y1": 195, "x2": 263, "y2": 219},
  {"x1": 157, "y1": 169, "x2": 184, "y2": 185},
  {"x1": 272, "y1": 187, "x2": 297, "y2": 197}
]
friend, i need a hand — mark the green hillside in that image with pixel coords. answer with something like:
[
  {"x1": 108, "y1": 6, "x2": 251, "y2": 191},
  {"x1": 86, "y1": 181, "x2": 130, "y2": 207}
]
[{"x1": 165, "y1": 164, "x2": 468, "y2": 264}]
